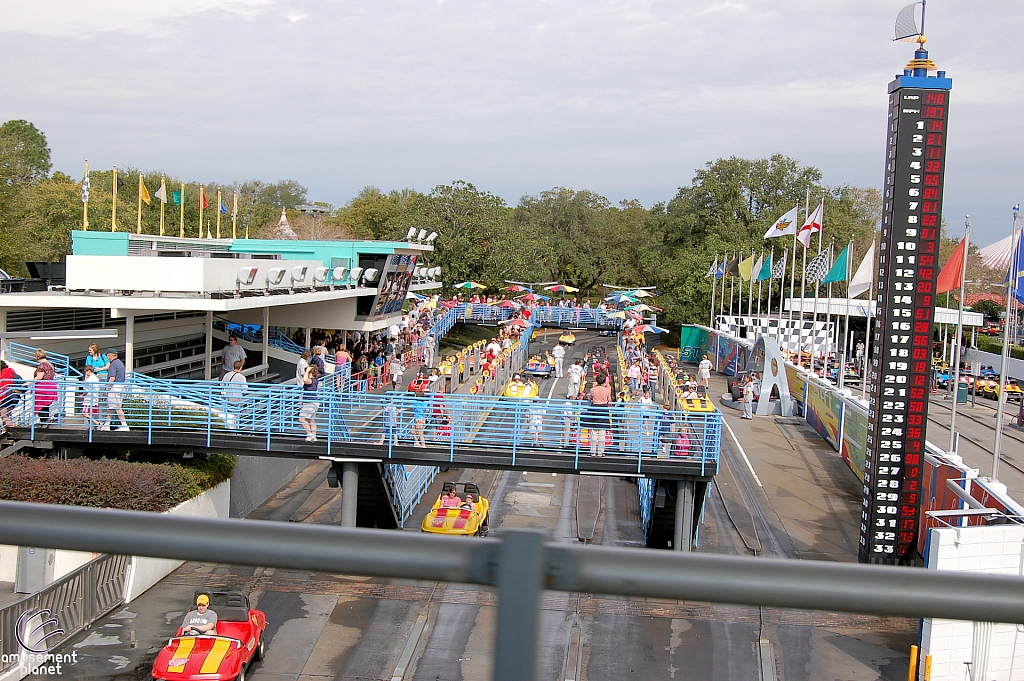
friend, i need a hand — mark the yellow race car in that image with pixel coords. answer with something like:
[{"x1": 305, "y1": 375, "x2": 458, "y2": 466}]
[
  {"x1": 421, "y1": 482, "x2": 490, "y2": 536},
  {"x1": 677, "y1": 396, "x2": 717, "y2": 413},
  {"x1": 994, "y1": 380, "x2": 1024, "y2": 401},
  {"x1": 504, "y1": 378, "x2": 540, "y2": 398},
  {"x1": 559, "y1": 331, "x2": 576, "y2": 345}
]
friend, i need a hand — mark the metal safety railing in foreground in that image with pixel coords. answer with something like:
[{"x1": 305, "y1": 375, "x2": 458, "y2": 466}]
[
  {"x1": 14, "y1": 376, "x2": 720, "y2": 474},
  {"x1": 6, "y1": 342, "x2": 82, "y2": 378},
  {"x1": 0, "y1": 502, "x2": 1023, "y2": 681},
  {"x1": 0, "y1": 551, "x2": 130, "y2": 674}
]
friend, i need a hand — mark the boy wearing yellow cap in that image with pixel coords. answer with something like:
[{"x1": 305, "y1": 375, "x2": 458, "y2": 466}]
[{"x1": 181, "y1": 594, "x2": 218, "y2": 635}]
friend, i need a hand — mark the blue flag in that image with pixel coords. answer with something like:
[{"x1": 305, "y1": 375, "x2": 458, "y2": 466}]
[
  {"x1": 1011, "y1": 224, "x2": 1024, "y2": 306},
  {"x1": 220, "y1": 201, "x2": 228, "y2": 215}
]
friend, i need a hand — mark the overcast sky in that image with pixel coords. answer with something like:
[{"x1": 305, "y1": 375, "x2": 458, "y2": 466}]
[{"x1": 1, "y1": 1, "x2": 1021, "y2": 245}]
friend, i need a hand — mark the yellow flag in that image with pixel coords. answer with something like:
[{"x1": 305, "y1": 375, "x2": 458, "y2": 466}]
[
  {"x1": 139, "y1": 175, "x2": 152, "y2": 205},
  {"x1": 738, "y1": 254, "x2": 755, "y2": 281}
]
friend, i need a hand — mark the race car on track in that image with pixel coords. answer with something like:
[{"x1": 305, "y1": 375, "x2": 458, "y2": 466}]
[
  {"x1": 504, "y1": 377, "x2": 540, "y2": 398},
  {"x1": 523, "y1": 356, "x2": 553, "y2": 379},
  {"x1": 421, "y1": 482, "x2": 490, "y2": 536},
  {"x1": 152, "y1": 590, "x2": 266, "y2": 681},
  {"x1": 677, "y1": 395, "x2": 716, "y2": 413},
  {"x1": 559, "y1": 331, "x2": 576, "y2": 345},
  {"x1": 992, "y1": 380, "x2": 1024, "y2": 401},
  {"x1": 598, "y1": 329, "x2": 616, "y2": 337}
]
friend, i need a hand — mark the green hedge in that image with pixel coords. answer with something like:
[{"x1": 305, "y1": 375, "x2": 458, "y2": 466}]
[
  {"x1": 974, "y1": 337, "x2": 1024, "y2": 360},
  {"x1": 0, "y1": 453, "x2": 235, "y2": 512}
]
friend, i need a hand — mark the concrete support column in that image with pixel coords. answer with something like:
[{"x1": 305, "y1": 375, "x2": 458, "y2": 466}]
[
  {"x1": 304, "y1": 327, "x2": 311, "y2": 350},
  {"x1": 125, "y1": 314, "x2": 135, "y2": 377},
  {"x1": 673, "y1": 479, "x2": 695, "y2": 552},
  {"x1": 341, "y1": 463, "x2": 358, "y2": 527},
  {"x1": 262, "y1": 307, "x2": 270, "y2": 366},
  {"x1": 204, "y1": 311, "x2": 213, "y2": 380}
]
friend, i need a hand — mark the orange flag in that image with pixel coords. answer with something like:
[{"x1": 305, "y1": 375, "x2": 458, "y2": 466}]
[{"x1": 936, "y1": 238, "x2": 967, "y2": 294}]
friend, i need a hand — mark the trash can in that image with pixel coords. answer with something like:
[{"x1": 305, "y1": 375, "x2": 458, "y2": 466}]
[{"x1": 956, "y1": 380, "x2": 969, "y2": 404}]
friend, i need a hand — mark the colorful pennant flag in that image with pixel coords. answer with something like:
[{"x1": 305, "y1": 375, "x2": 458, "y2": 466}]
[
  {"x1": 725, "y1": 255, "x2": 740, "y2": 277},
  {"x1": 936, "y1": 238, "x2": 967, "y2": 295},
  {"x1": 738, "y1": 254, "x2": 755, "y2": 281},
  {"x1": 848, "y1": 242, "x2": 875, "y2": 299},
  {"x1": 763, "y1": 206, "x2": 799, "y2": 239},
  {"x1": 705, "y1": 258, "x2": 719, "y2": 278},
  {"x1": 172, "y1": 190, "x2": 184, "y2": 206},
  {"x1": 81, "y1": 172, "x2": 90, "y2": 203},
  {"x1": 756, "y1": 253, "x2": 773, "y2": 281},
  {"x1": 154, "y1": 183, "x2": 167, "y2": 204},
  {"x1": 797, "y1": 200, "x2": 824, "y2": 249},
  {"x1": 139, "y1": 176, "x2": 151, "y2": 205},
  {"x1": 750, "y1": 254, "x2": 763, "y2": 282},
  {"x1": 1010, "y1": 226, "x2": 1024, "y2": 306},
  {"x1": 198, "y1": 190, "x2": 209, "y2": 211},
  {"x1": 220, "y1": 201, "x2": 228, "y2": 215},
  {"x1": 821, "y1": 243, "x2": 851, "y2": 284}
]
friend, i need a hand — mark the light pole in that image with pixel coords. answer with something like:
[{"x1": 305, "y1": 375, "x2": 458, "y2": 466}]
[{"x1": 295, "y1": 204, "x2": 331, "y2": 239}]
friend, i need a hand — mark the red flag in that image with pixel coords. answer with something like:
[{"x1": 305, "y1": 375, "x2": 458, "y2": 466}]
[
  {"x1": 936, "y1": 238, "x2": 967, "y2": 294},
  {"x1": 197, "y1": 190, "x2": 208, "y2": 210}
]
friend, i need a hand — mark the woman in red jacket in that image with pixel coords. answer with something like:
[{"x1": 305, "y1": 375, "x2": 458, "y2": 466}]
[{"x1": 0, "y1": 360, "x2": 18, "y2": 428}]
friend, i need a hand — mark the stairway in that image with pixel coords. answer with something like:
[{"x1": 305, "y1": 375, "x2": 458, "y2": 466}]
[
  {"x1": 355, "y1": 462, "x2": 400, "y2": 529},
  {"x1": 646, "y1": 479, "x2": 708, "y2": 550}
]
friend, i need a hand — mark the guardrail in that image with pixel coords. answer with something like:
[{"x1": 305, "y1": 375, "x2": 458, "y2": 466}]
[
  {"x1": 0, "y1": 502, "x2": 1022, "y2": 681},
  {"x1": 6, "y1": 343, "x2": 81, "y2": 378},
  {"x1": 0, "y1": 553, "x2": 129, "y2": 675},
  {"x1": 13, "y1": 376, "x2": 720, "y2": 475}
]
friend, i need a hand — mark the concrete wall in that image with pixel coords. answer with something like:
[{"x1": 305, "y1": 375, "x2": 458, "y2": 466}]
[
  {"x1": 124, "y1": 480, "x2": 230, "y2": 603},
  {"x1": 229, "y1": 455, "x2": 310, "y2": 518},
  {"x1": 921, "y1": 525, "x2": 1024, "y2": 680}
]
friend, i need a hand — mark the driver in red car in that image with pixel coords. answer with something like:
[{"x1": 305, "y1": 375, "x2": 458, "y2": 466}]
[{"x1": 181, "y1": 594, "x2": 218, "y2": 635}]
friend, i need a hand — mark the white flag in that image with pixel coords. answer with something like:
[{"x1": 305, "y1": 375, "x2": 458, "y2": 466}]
[
  {"x1": 848, "y1": 241, "x2": 875, "y2": 299},
  {"x1": 763, "y1": 206, "x2": 799, "y2": 239},
  {"x1": 153, "y1": 184, "x2": 167, "y2": 204},
  {"x1": 798, "y1": 200, "x2": 824, "y2": 249}
]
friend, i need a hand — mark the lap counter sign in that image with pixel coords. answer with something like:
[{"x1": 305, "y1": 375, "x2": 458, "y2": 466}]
[{"x1": 859, "y1": 42, "x2": 951, "y2": 565}]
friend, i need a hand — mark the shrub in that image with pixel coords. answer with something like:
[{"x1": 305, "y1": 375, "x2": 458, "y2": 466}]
[
  {"x1": 974, "y1": 337, "x2": 1024, "y2": 361},
  {"x1": 0, "y1": 454, "x2": 234, "y2": 512}
]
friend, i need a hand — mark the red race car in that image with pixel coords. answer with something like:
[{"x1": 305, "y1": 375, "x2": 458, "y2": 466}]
[{"x1": 152, "y1": 590, "x2": 266, "y2": 681}]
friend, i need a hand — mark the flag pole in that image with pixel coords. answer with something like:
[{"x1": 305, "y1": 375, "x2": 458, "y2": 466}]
[
  {"x1": 82, "y1": 160, "x2": 89, "y2": 231},
  {"x1": 179, "y1": 183, "x2": 185, "y2": 238},
  {"x1": 756, "y1": 249, "x2": 764, "y2": 318},
  {"x1": 729, "y1": 251, "x2": 736, "y2": 317},
  {"x1": 747, "y1": 253, "x2": 754, "y2": 319},
  {"x1": 159, "y1": 177, "x2": 166, "y2": 237},
  {"x1": 719, "y1": 252, "x2": 727, "y2": 325},
  {"x1": 992, "y1": 207, "x2": 1020, "y2": 480},
  {"x1": 789, "y1": 217, "x2": 798, "y2": 347},
  {"x1": 862, "y1": 236, "x2": 876, "y2": 401},
  {"x1": 232, "y1": 192, "x2": 238, "y2": 239},
  {"x1": 216, "y1": 189, "x2": 222, "y2": 239},
  {"x1": 111, "y1": 165, "x2": 118, "y2": 232},
  {"x1": 709, "y1": 257, "x2": 718, "y2": 328},
  {"x1": 948, "y1": 219, "x2": 971, "y2": 454},
  {"x1": 136, "y1": 173, "x2": 144, "y2": 234},
  {"x1": 841, "y1": 239, "x2": 854, "y2": 390},
  {"x1": 198, "y1": 186, "x2": 205, "y2": 238}
]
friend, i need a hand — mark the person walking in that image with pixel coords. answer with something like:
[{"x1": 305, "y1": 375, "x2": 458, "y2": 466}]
[
  {"x1": 221, "y1": 359, "x2": 248, "y2": 429},
  {"x1": 0, "y1": 360, "x2": 18, "y2": 428},
  {"x1": 742, "y1": 375, "x2": 755, "y2": 420},
  {"x1": 586, "y1": 375, "x2": 613, "y2": 456},
  {"x1": 85, "y1": 343, "x2": 110, "y2": 425},
  {"x1": 567, "y1": 359, "x2": 585, "y2": 398},
  {"x1": 103, "y1": 348, "x2": 129, "y2": 431},
  {"x1": 424, "y1": 333, "x2": 437, "y2": 368},
  {"x1": 299, "y1": 364, "x2": 321, "y2": 442},
  {"x1": 552, "y1": 342, "x2": 565, "y2": 378},
  {"x1": 82, "y1": 365, "x2": 101, "y2": 429},
  {"x1": 32, "y1": 350, "x2": 58, "y2": 424},
  {"x1": 698, "y1": 354, "x2": 713, "y2": 391},
  {"x1": 389, "y1": 354, "x2": 405, "y2": 390},
  {"x1": 296, "y1": 350, "x2": 310, "y2": 384},
  {"x1": 220, "y1": 335, "x2": 246, "y2": 378}
]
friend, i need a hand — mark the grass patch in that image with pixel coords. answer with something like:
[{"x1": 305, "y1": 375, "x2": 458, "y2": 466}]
[{"x1": 438, "y1": 323, "x2": 501, "y2": 353}]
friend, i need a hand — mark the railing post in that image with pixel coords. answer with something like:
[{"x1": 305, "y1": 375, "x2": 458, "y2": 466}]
[{"x1": 493, "y1": 530, "x2": 545, "y2": 681}]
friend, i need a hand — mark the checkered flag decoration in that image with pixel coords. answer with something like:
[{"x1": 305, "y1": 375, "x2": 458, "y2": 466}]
[
  {"x1": 705, "y1": 258, "x2": 718, "y2": 278},
  {"x1": 804, "y1": 251, "x2": 831, "y2": 283},
  {"x1": 771, "y1": 252, "x2": 787, "y2": 279}
]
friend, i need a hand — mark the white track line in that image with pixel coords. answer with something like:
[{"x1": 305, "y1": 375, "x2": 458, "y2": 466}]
[
  {"x1": 546, "y1": 378, "x2": 561, "y2": 399},
  {"x1": 722, "y1": 418, "x2": 763, "y2": 488}
]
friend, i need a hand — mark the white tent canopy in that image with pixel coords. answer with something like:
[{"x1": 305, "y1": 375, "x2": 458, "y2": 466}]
[{"x1": 979, "y1": 233, "x2": 1018, "y2": 272}]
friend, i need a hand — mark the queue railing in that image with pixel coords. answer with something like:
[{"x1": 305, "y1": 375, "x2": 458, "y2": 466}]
[
  {"x1": 7, "y1": 342, "x2": 81, "y2": 378},
  {"x1": 14, "y1": 377, "x2": 721, "y2": 476}
]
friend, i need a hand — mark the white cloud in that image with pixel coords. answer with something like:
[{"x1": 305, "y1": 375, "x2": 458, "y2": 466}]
[{"x1": 0, "y1": 0, "x2": 1021, "y2": 244}]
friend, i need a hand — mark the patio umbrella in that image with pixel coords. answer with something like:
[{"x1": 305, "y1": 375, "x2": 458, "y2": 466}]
[
  {"x1": 503, "y1": 284, "x2": 533, "y2": 292},
  {"x1": 606, "y1": 310, "x2": 627, "y2": 320},
  {"x1": 503, "y1": 318, "x2": 530, "y2": 328},
  {"x1": 627, "y1": 289, "x2": 656, "y2": 298},
  {"x1": 627, "y1": 303, "x2": 661, "y2": 313},
  {"x1": 517, "y1": 293, "x2": 550, "y2": 303},
  {"x1": 605, "y1": 293, "x2": 637, "y2": 304},
  {"x1": 497, "y1": 300, "x2": 519, "y2": 308},
  {"x1": 453, "y1": 281, "x2": 487, "y2": 289},
  {"x1": 406, "y1": 292, "x2": 425, "y2": 300},
  {"x1": 545, "y1": 284, "x2": 579, "y2": 293}
]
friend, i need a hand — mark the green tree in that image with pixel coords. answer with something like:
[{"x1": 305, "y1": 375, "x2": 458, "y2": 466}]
[
  {"x1": 336, "y1": 186, "x2": 423, "y2": 239},
  {"x1": 0, "y1": 120, "x2": 51, "y2": 186},
  {"x1": 969, "y1": 298, "x2": 1002, "y2": 322}
]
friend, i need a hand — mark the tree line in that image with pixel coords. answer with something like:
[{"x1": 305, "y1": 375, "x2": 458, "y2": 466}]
[{"x1": 7, "y1": 118, "x2": 972, "y2": 332}]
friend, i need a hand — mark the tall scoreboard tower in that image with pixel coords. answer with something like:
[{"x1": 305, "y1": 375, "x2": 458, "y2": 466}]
[{"x1": 859, "y1": 46, "x2": 952, "y2": 565}]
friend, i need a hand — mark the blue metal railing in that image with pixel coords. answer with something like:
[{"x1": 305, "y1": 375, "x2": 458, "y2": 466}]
[
  {"x1": 7, "y1": 343, "x2": 81, "y2": 378},
  {"x1": 220, "y1": 322, "x2": 306, "y2": 355},
  {"x1": 14, "y1": 377, "x2": 721, "y2": 476},
  {"x1": 384, "y1": 464, "x2": 438, "y2": 527}
]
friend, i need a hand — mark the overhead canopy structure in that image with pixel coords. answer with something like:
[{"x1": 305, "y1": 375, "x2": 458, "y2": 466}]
[{"x1": 782, "y1": 298, "x2": 984, "y2": 326}]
